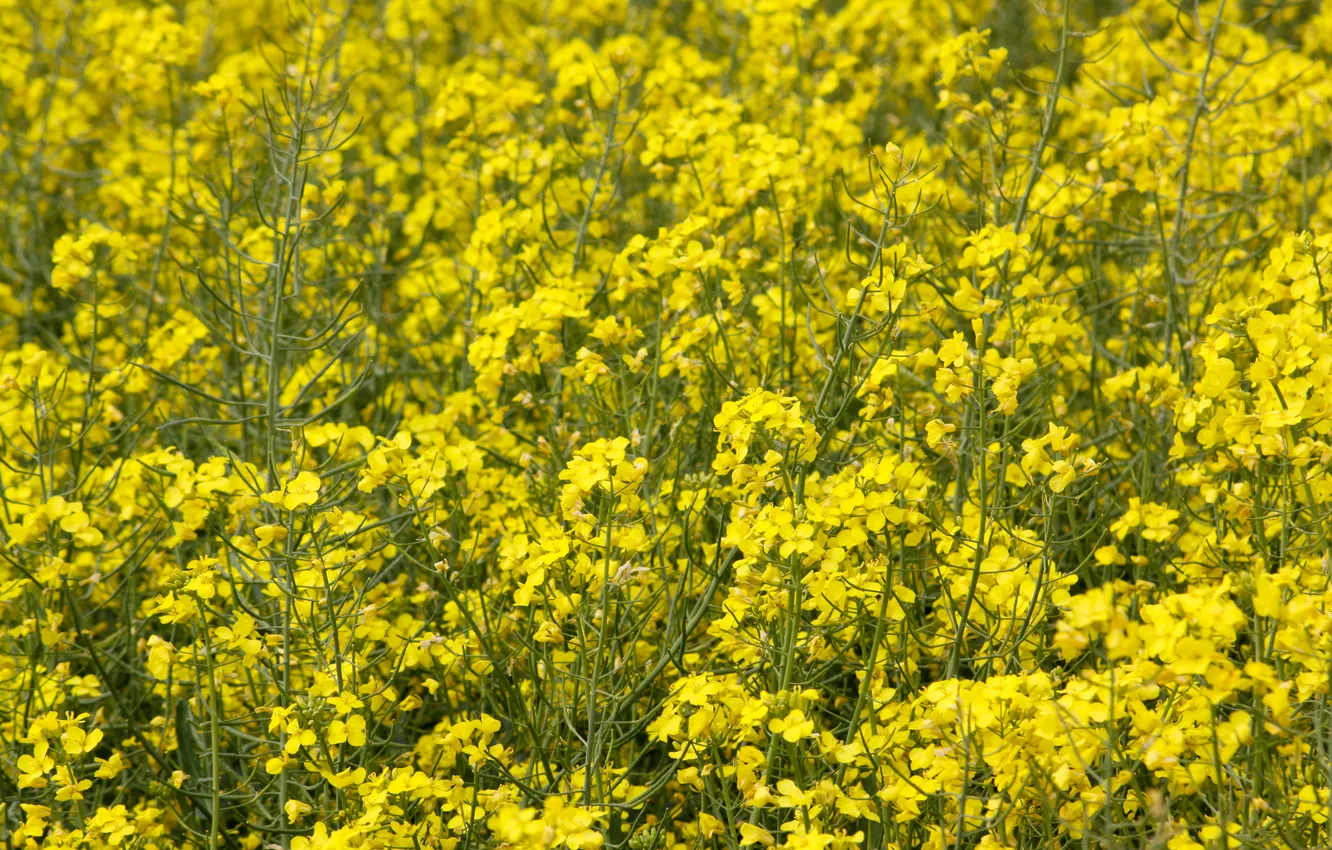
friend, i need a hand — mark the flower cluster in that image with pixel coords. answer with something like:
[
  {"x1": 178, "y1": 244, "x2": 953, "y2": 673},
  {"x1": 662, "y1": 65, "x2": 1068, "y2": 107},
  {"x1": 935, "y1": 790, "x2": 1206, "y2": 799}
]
[{"x1": 5, "y1": 2, "x2": 1332, "y2": 850}]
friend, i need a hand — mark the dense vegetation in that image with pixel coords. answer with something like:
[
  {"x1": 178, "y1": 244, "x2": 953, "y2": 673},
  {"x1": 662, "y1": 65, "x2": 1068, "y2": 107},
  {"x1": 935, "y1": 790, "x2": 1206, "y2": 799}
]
[{"x1": 5, "y1": 1, "x2": 1332, "y2": 849}]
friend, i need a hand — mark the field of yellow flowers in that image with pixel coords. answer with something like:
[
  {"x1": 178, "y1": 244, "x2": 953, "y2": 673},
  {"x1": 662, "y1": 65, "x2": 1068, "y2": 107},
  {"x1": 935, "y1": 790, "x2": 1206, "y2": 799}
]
[{"x1": 6, "y1": 0, "x2": 1332, "y2": 848}]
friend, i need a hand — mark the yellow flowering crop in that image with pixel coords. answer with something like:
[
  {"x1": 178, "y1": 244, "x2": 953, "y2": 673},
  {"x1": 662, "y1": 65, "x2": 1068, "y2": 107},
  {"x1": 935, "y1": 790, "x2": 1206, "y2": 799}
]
[{"x1": 5, "y1": 2, "x2": 1332, "y2": 850}]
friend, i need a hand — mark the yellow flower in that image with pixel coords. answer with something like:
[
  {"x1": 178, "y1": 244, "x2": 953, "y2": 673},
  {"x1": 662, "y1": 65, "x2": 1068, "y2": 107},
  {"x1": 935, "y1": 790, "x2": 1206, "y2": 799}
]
[
  {"x1": 216, "y1": 614, "x2": 264, "y2": 657},
  {"x1": 739, "y1": 823, "x2": 774, "y2": 846},
  {"x1": 263, "y1": 471, "x2": 322, "y2": 511},
  {"x1": 534, "y1": 621, "x2": 565, "y2": 644},
  {"x1": 768, "y1": 709, "x2": 815, "y2": 742},
  {"x1": 328, "y1": 715, "x2": 366, "y2": 748},
  {"x1": 698, "y1": 814, "x2": 725, "y2": 837},
  {"x1": 285, "y1": 799, "x2": 313, "y2": 824},
  {"x1": 94, "y1": 752, "x2": 130, "y2": 779},
  {"x1": 255, "y1": 525, "x2": 289, "y2": 547},
  {"x1": 925, "y1": 419, "x2": 956, "y2": 449},
  {"x1": 61, "y1": 725, "x2": 103, "y2": 757}
]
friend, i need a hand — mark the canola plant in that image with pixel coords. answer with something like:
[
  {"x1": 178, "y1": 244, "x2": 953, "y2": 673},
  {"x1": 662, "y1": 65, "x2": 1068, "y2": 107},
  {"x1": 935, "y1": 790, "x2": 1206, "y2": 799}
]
[{"x1": 5, "y1": 1, "x2": 1332, "y2": 849}]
